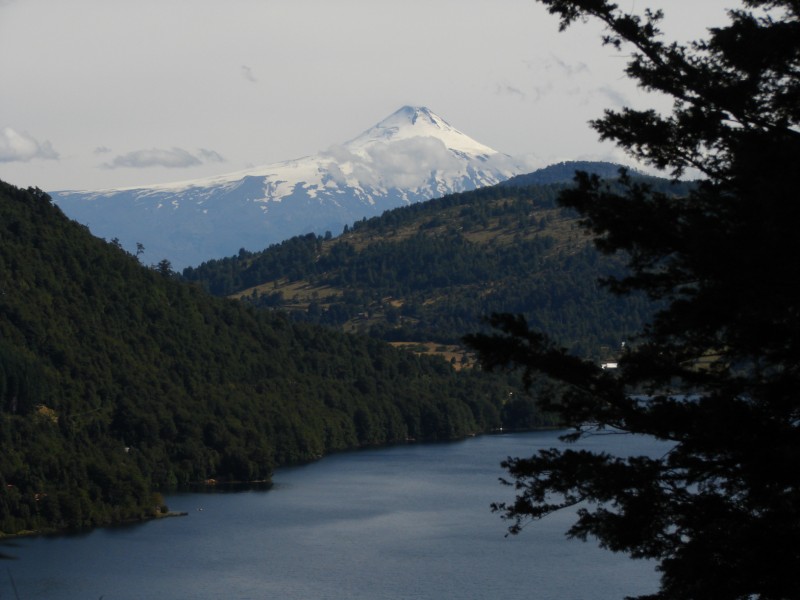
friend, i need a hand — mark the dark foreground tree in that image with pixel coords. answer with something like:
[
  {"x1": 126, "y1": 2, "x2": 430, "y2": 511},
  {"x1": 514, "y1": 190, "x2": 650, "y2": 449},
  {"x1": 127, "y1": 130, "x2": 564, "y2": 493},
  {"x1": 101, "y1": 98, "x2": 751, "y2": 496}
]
[{"x1": 465, "y1": 1, "x2": 800, "y2": 599}]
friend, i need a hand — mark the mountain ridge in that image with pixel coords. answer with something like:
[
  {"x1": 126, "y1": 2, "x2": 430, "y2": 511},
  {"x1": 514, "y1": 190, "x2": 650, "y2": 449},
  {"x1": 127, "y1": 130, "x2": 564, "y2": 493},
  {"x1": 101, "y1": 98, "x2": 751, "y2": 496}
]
[{"x1": 50, "y1": 106, "x2": 534, "y2": 269}]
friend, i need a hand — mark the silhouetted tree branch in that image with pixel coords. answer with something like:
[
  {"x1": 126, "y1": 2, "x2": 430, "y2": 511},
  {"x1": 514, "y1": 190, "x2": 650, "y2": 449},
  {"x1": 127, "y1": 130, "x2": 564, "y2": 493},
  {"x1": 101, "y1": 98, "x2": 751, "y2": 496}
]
[{"x1": 466, "y1": 2, "x2": 800, "y2": 598}]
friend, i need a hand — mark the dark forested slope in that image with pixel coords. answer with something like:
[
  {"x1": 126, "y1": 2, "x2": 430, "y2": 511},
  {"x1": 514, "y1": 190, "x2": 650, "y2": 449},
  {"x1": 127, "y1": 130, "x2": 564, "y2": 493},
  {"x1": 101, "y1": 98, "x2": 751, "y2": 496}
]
[{"x1": 0, "y1": 181, "x2": 536, "y2": 535}]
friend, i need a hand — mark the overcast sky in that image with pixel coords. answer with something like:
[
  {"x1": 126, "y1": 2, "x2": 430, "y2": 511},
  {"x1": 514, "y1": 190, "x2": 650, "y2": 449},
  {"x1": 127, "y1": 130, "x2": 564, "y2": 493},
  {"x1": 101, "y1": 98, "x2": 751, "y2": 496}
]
[{"x1": 1, "y1": 0, "x2": 736, "y2": 192}]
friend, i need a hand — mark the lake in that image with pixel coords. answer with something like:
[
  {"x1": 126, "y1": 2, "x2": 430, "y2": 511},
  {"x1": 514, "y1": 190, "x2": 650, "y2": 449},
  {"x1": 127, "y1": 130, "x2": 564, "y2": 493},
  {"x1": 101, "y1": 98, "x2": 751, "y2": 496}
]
[{"x1": 1, "y1": 430, "x2": 667, "y2": 599}]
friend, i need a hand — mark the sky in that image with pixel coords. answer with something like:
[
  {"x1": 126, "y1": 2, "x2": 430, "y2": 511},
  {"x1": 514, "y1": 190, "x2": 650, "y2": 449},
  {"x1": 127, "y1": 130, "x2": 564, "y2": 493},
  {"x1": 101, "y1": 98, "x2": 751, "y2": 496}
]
[{"x1": 0, "y1": 0, "x2": 738, "y2": 192}]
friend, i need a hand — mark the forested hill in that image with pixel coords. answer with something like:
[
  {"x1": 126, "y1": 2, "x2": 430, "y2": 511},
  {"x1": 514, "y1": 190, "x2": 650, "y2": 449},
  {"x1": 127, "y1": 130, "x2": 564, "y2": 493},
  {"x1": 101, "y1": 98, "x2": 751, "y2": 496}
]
[
  {"x1": 500, "y1": 161, "x2": 627, "y2": 187},
  {"x1": 183, "y1": 169, "x2": 692, "y2": 362},
  {"x1": 0, "y1": 180, "x2": 540, "y2": 536}
]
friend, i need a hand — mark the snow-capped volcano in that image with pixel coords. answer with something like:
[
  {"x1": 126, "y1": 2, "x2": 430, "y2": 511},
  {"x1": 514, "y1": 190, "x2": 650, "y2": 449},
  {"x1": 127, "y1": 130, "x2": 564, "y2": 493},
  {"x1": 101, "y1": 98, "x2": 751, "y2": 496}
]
[
  {"x1": 51, "y1": 106, "x2": 533, "y2": 269},
  {"x1": 345, "y1": 105, "x2": 497, "y2": 156}
]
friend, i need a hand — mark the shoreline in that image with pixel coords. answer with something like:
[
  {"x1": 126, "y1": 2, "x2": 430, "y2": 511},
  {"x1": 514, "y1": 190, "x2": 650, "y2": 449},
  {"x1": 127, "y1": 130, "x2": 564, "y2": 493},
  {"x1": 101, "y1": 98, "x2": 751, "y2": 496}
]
[
  {"x1": 1, "y1": 427, "x2": 561, "y2": 540},
  {"x1": 0, "y1": 510, "x2": 189, "y2": 541}
]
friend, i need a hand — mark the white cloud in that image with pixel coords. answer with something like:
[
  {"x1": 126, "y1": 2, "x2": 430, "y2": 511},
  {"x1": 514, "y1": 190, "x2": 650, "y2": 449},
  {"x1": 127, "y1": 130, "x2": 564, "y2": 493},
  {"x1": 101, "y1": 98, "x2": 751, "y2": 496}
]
[
  {"x1": 0, "y1": 127, "x2": 59, "y2": 163},
  {"x1": 530, "y1": 83, "x2": 555, "y2": 103},
  {"x1": 197, "y1": 148, "x2": 225, "y2": 163},
  {"x1": 321, "y1": 139, "x2": 462, "y2": 189},
  {"x1": 597, "y1": 85, "x2": 630, "y2": 108},
  {"x1": 102, "y1": 147, "x2": 224, "y2": 169},
  {"x1": 359, "y1": 138, "x2": 462, "y2": 189},
  {"x1": 241, "y1": 65, "x2": 257, "y2": 83},
  {"x1": 545, "y1": 55, "x2": 590, "y2": 78},
  {"x1": 321, "y1": 137, "x2": 537, "y2": 192},
  {"x1": 522, "y1": 54, "x2": 594, "y2": 104},
  {"x1": 495, "y1": 83, "x2": 526, "y2": 100}
]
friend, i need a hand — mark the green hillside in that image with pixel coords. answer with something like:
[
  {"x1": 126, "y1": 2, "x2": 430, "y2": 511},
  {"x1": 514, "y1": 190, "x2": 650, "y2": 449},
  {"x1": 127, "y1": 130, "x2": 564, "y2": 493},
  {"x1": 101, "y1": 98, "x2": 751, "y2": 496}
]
[
  {"x1": 0, "y1": 180, "x2": 545, "y2": 536},
  {"x1": 183, "y1": 173, "x2": 691, "y2": 363}
]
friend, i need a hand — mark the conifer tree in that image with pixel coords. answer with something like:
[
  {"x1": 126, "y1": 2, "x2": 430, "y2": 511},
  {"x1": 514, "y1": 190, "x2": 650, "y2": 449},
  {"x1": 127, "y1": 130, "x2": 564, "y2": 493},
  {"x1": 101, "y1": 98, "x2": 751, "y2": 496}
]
[{"x1": 466, "y1": 2, "x2": 800, "y2": 598}]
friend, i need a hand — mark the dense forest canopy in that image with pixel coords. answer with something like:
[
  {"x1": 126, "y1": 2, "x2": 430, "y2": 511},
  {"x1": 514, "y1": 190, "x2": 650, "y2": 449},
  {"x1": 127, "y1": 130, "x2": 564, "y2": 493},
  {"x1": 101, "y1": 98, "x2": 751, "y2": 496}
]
[{"x1": 0, "y1": 180, "x2": 549, "y2": 535}]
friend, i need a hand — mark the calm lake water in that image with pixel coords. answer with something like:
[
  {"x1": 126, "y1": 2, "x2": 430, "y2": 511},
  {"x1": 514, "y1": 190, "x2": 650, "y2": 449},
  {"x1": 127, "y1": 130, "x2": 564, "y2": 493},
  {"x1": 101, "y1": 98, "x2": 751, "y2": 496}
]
[{"x1": 2, "y1": 430, "x2": 669, "y2": 599}]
